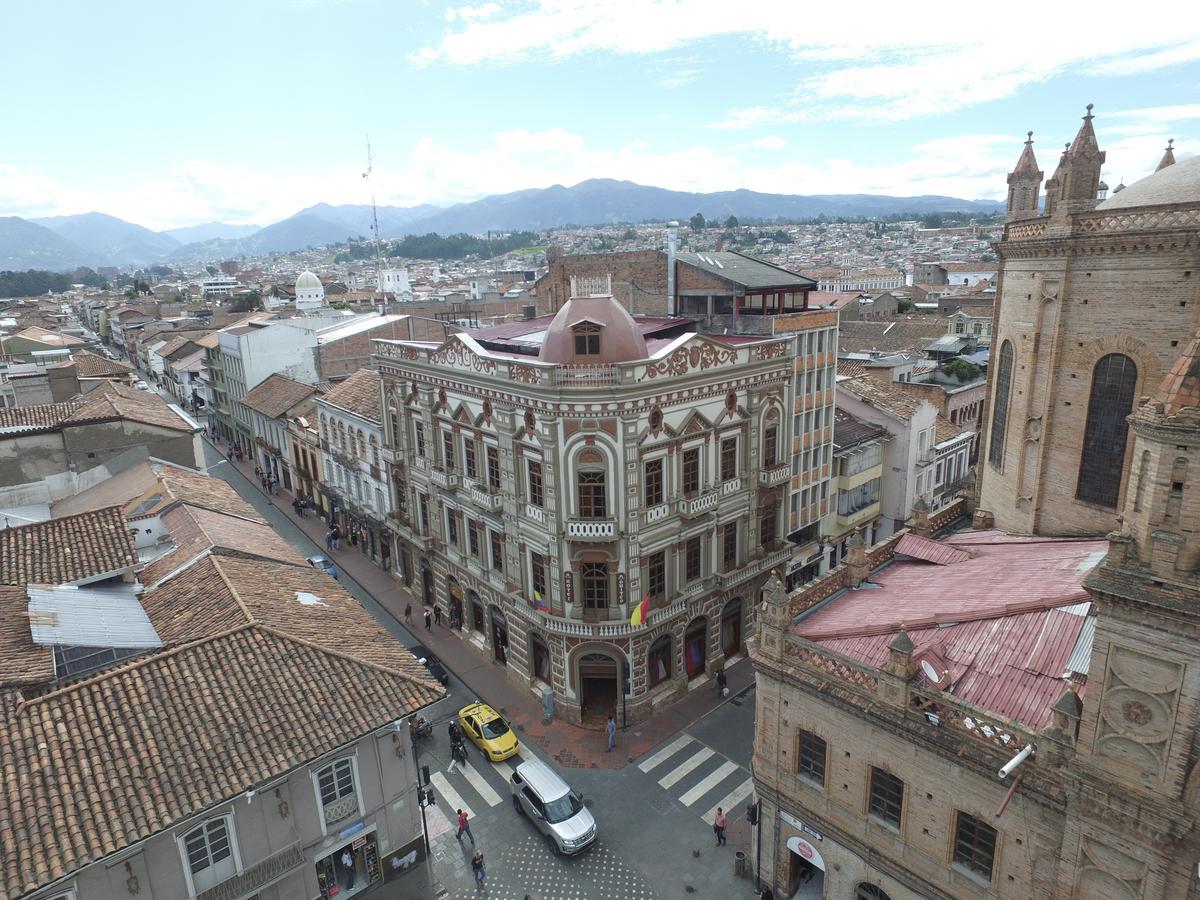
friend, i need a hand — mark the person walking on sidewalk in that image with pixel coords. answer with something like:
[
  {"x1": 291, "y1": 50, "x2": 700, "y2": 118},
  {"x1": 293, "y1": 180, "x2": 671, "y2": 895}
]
[
  {"x1": 456, "y1": 809, "x2": 474, "y2": 845},
  {"x1": 713, "y1": 807, "x2": 727, "y2": 846},
  {"x1": 716, "y1": 669, "x2": 728, "y2": 697},
  {"x1": 449, "y1": 739, "x2": 467, "y2": 774},
  {"x1": 434, "y1": 605, "x2": 443, "y2": 627},
  {"x1": 226, "y1": 446, "x2": 234, "y2": 462},
  {"x1": 404, "y1": 603, "x2": 413, "y2": 625},
  {"x1": 471, "y1": 851, "x2": 486, "y2": 890},
  {"x1": 423, "y1": 608, "x2": 433, "y2": 631},
  {"x1": 325, "y1": 529, "x2": 334, "y2": 553},
  {"x1": 605, "y1": 715, "x2": 616, "y2": 752},
  {"x1": 330, "y1": 525, "x2": 341, "y2": 551}
]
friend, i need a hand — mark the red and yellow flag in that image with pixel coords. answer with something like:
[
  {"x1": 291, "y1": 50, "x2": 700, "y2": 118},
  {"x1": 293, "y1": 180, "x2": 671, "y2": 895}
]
[{"x1": 629, "y1": 593, "x2": 651, "y2": 627}]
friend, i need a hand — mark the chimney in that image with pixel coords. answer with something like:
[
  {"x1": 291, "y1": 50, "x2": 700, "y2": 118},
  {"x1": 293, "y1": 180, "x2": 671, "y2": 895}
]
[{"x1": 666, "y1": 221, "x2": 679, "y2": 316}]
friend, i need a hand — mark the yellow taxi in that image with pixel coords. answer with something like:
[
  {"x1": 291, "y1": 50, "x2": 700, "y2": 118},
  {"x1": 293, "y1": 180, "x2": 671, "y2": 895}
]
[{"x1": 458, "y1": 702, "x2": 519, "y2": 761}]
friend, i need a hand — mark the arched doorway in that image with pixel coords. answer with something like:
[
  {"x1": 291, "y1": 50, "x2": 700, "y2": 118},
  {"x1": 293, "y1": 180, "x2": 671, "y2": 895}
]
[
  {"x1": 490, "y1": 605, "x2": 508, "y2": 665},
  {"x1": 721, "y1": 598, "x2": 743, "y2": 658},
  {"x1": 531, "y1": 634, "x2": 551, "y2": 685},
  {"x1": 420, "y1": 560, "x2": 433, "y2": 609},
  {"x1": 468, "y1": 590, "x2": 485, "y2": 635},
  {"x1": 684, "y1": 617, "x2": 708, "y2": 680},
  {"x1": 855, "y1": 885, "x2": 893, "y2": 900},
  {"x1": 648, "y1": 634, "x2": 672, "y2": 687},
  {"x1": 577, "y1": 651, "x2": 620, "y2": 726},
  {"x1": 447, "y1": 577, "x2": 464, "y2": 629},
  {"x1": 786, "y1": 835, "x2": 826, "y2": 899}
]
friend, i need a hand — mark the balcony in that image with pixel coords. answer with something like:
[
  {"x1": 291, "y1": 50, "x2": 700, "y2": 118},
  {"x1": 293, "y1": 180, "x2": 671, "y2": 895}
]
[
  {"x1": 323, "y1": 794, "x2": 359, "y2": 826},
  {"x1": 716, "y1": 545, "x2": 793, "y2": 589},
  {"x1": 644, "y1": 503, "x2": 670, "y2": 524},
  {"x1": 508, "y1": 593, "x2": 691, "y2": 639},
  {"x1": 678, "y1": 491, "x2": 718, "y2": 517},
  {"x1": 566, "y1": 518, "x2": 617, "y2": 540},
  {"x1": 681, "y1": 576, "x2": 710, "y2": 598},
  {"x1": 720, "y1": 477, "x2": 743, "y2": 496},
  {"x1": 525, "y1": 502, "x2": 546, "y2": 524},
  {"x1": 430, "y1": 467, "x2": 459, "y2": 490},
  {"x1": 195, "y1": 844, "x2": 304, "y2": 900},
  {"x1": 465, "y1": 479, "x2": 504, "y2": 512},
  {"x1": 758, "y1": 464, "x2": 791, "y2": 487},
  {"x1": 835, "y1": 500, "x2": 880, "y2": 532}
]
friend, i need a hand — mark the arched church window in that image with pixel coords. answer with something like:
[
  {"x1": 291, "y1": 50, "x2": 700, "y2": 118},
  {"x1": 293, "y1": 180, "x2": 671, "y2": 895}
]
[
  {"x1": 987, "y1": 341, "x2": 1014, "y2": 468},
  {"x1": 1076, "y1": 354, "x2": 1138, "y2": 508}
]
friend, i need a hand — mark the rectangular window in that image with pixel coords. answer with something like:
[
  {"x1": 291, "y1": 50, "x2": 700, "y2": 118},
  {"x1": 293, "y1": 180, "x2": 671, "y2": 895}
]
[
  {"x1": 574, "y1": 327, "x2": 601, "y2": 355},
  {"x1": 486, "y1": 446, "x2": 501, "y2": 489},
  {"x1": 527, "y1": 460, "x2": 544, "y2": 507},
  {"x1": 414, "y1": 422, "x2": 426, "y2": 458},
  {"x1": 531, "y1": 552, "x2": 547, "y2": 599},
  {"x1": 954, "y1": 811, "x2": 998, "y2": 880},
  {"x1": 645, "y1": 458, "x2": 663, "y2": 506},
  {"x1": 463, "y1": 439, "x2": 477, "y2": 480},
  {"x1": 720, "y1": 437, "x2": 737, "y2": 482},
  {"x1": 489, "y1": 530, "x2": 503, "y2": 572},
  {"x1": 764, "y1": 426, "x2": 778, "y2": 466},
  {"x1": 868, "y1": 767, "x2": 904, "y2": 828},
  {"x1": 578, "y1": 470, "x2": 607, "y2": 518},
  {"x1": 796, "y1": 729, "x2": 827, "y2": 786},
  {"x1": 682, "y1": 448, "x2": 700, "y2": 495},
  {"x1": 685, "y1": 535, "x2": 702, "y2": 582},
  {"x1": 647, "y1": 551, "x2": 666, "y2": 598},
  {"x1": 446, "y1": 510, "x2": 459, "y2": 547},
  {"x1": 418, "y1": 494, "x2": 429, "y2": 532},
  {"x1": 760, "y1": 502, "x2": 777, "y2": 546},
  {"x1": 317, "y1": 758, "x2": 355, "y2": 806},
  {"x1": 582, "y1": 562, "x2": 609, "y2": 608},
  {"x1": 183, "y1": 818, "x2": 235, "y2": 893},
  {"x1": 722, "y1": 522, "x2": 738, "y2": 570},
  {"x1": 468, "y1": 520, "x2": 480, "y2": 558},
  {"x1": 442, "y1": 430, "x2": 456, "y2": 470}
]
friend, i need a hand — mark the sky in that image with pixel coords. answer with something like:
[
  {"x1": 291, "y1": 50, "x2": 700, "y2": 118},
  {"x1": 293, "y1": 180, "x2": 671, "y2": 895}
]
[{"x1": 3, "y1": 0, "x2": 1199, "y2": 231}]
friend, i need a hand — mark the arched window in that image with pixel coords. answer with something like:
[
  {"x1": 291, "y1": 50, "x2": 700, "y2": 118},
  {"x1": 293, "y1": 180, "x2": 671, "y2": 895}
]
[
  {"x1": 648, "y1": 634, "x2": 672, "y2": 686},
  {"x1": 1077, "y1": 354, "x2": 1137, "y2": 507},
  {"x1": 578, "y1": 470, "x2": 607, "y2": 518},
  {"x1": 987, "y1": 341, "x2": 1014, "y2": 468},
  {"x1": 855, "y1": 885, "x2": 894, "y2": 900}
]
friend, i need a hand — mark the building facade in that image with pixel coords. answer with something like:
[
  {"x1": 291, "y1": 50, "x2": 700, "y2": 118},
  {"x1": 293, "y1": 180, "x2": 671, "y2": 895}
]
[
  {"x1": 375, "y1": 294, "x2": 801, "y2": 726},
  {"x1": 977, "y1": 110, "x2": 1199, "y2": 536}
]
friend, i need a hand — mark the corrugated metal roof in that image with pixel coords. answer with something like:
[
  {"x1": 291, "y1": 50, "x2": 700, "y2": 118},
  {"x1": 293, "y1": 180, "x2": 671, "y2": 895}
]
[
  {"x1": 1066, "y1": 614, "x2": 1096, "y2": 676},
  {"x1": 27, "y1": 584, "x2": 162, "y2": 649},
  {"x1": 894, "y1": 533, "x2": 971, "y2": 566}
]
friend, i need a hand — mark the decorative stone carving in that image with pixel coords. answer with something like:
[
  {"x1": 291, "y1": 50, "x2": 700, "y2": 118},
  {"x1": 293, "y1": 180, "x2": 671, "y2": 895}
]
[
  {"x1": 430, "y1": 338, "x2": 497, "y2": 374},
  {"x1": 1095, "y1": 645, "x2": 1182, "y2": 780},
  {"x1": 641, "y1": 341, "x2": 737, "y2": 380},
  {"x1": 1076, "y1": 836, "x2": 1146, "y2": 900}
]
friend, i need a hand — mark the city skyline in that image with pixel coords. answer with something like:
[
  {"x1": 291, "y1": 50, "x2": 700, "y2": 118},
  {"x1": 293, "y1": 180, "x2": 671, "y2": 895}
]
[{"x1": 2, "y1": 0, "x2": 1198, "y2": 230}]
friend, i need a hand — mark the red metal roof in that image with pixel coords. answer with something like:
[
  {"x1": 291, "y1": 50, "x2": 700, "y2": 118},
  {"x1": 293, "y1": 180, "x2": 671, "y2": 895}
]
[{"x1": 894, "y1": 532, "x2": 972, "y2": 566}]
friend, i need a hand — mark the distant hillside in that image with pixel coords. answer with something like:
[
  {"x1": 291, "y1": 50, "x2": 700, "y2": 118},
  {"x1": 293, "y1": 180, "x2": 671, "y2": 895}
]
[
  {"x1": 31, "y1": 212, "x2": 179, "y2": 266},
  {"x1": 0, "y1": 217, "x2": 89, "y2": 271},
  {"x1": 164, "y1": 221, "x2": 261, "y2": 243},
  {"x1": 403, "y1": 179, "x2": 1004, "y2": 235}
]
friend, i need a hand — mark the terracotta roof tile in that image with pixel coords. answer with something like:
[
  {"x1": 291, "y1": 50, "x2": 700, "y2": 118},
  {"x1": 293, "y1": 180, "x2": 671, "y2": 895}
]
[
  {"x1": 0, "y1": 506, "x2": 137, "y2": 586},
  {"x1": 320, "y1": 369, "x2": 382, "y2": 422},
  {"x1": 0, "y1": 587, "x2": 52, "y2": 687},
  {"x1": 0, "y1": 401, "x2": 79, "y2": 433},
  {"x1": 839, "y1": 376, "x2": 925, "y2": 421},
  {"x1": 239, "y1": 373, "x2": 322, "y2": 419},
  {"x1": 51, "y1": 349, "x2": 133, "y2": 377},
  {"x1": 63, "y1": 382, "x2": 196, "y2": 434}
]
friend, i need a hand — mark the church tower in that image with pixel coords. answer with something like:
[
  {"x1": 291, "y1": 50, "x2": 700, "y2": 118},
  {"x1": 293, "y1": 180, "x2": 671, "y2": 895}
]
[
  {"x1": 1056, "y1": 335, "x2": 1200, "y2": 897},
  {"x1": 1005, "y1": 132, "x2": 1043, "y2": 222}
]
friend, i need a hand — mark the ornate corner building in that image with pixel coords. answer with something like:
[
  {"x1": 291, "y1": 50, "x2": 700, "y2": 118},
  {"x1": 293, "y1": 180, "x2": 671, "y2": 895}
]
[
  {"x1": 978, "y1": 109, "x2": 1199, "y2": 536},
  {"x1": 372, "y1": 291, "x2": 834, "y2": 726}
]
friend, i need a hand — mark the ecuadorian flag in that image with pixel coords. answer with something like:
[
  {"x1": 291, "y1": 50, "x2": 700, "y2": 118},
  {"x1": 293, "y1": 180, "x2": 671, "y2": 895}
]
[{"x1": 629, "y1": 593, "x2": 651, "y2": 627}]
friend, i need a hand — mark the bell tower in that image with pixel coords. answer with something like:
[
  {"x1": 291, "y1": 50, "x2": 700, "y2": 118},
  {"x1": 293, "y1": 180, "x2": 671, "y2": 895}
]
[
  {"x1": 1005, "y1": 131, "x2": 1043, "y2": 222},
  {"x1": 1061, "y1": 103, "x2": 1107, "y2": 211}
]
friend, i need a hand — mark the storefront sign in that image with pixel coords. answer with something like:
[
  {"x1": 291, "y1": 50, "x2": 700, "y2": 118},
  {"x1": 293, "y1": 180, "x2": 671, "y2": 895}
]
[
  {"x1": 617, "y1": 572, "x2": 626, "y2": 606},
  {"x1": 780, "y1": 810, "x2": 823, "y2": 841},
  {"x1": 786, "y1": 836, "x2": 827, "y2": 872},
  {"x1": 352, "y1": 835, "x2": 368, "y2": 850},
  {"x1": 339, "y1": 820, "x2": 365, "y2": 839}
]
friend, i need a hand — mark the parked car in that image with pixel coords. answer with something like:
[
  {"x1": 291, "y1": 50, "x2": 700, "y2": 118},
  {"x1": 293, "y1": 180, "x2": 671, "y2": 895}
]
[
  {"x1": 409, "y1": 643, "x2": 449, "y2": 685},
  {"x1": 305, "y1": 554, "x2": 338, "y2": 579},
  {"x1": 510, "y1": 758, "x2": 596, "y2": 855},
  {"x1": 133, "y1": 380, "x2": 150, "y2": 391},
  {"x1": 458, "y1": 701, "x2": 519, "y2": 761}
]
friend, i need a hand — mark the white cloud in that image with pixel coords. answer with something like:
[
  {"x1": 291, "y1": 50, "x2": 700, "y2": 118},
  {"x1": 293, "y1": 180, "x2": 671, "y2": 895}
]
[
  {"x1": 415, "y1": 1, "x2": 1200, "y2": 123},
  {"x1": 658, "y1": 68, "x2": 701, "y2": 89},
  {"x1": 750, "y1": 136, "x2": 786, "y2": 150}
]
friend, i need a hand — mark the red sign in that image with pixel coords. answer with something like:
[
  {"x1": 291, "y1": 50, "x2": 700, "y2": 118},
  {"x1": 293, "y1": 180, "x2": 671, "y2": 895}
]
[
  {"x1": 352, "y1": 836, "x2": 368, "y2": 850},
  {"x1": 796, "y1": 840, "x2": 813, "y2": 860}
]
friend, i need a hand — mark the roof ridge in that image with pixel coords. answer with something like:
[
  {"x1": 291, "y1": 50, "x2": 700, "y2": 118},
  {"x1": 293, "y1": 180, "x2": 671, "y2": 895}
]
[
  {"x1": 209, "y1": 555, "x2": 259, "y2": 627},
  {"x1": 253, "y1": 624, "x2": 441, "y2": 690}
]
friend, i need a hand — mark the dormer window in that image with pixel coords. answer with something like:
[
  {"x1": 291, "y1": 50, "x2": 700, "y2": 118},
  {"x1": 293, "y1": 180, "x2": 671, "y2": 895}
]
[{"x1": 573, "y1": 324, "x2": 601, "y2": 356}]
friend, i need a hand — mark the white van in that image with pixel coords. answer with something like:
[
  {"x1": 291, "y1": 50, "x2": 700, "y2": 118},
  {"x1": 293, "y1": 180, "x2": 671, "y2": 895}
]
[{"x1": 510, "y1": 758, "x2": 596, "y2": 855}]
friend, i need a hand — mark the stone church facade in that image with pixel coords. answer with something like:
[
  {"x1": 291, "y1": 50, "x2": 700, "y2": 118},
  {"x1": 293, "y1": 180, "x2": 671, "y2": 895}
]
[{"x1": 977, "y1": 109, "x2": 1199, "y2": 536}]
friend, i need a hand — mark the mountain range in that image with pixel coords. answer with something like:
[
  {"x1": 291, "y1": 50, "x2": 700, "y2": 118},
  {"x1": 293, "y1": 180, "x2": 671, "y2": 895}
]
[{"x1": 1, "y1": 179, "x2": 1003, "y2": 271}]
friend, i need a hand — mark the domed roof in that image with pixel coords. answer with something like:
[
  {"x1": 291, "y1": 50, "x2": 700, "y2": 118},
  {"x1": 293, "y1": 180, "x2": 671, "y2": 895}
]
[
  {"x1": 537, "y1": 294, "x2": 648, "y2": 365},
  {"x1": 1096, "y1": 154, "x2": 1200, "y2": 210},
  {"x1": 295, "y1": 270, "x2": 322, "y2": 291}
]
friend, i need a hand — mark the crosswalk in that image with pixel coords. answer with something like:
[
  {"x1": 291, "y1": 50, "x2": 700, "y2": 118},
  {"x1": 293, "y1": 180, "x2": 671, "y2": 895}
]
[
  {"x1": 427, "y1": 742, "x2": 538, "y2": 822},
  {"x1": 637, "y1": 736, "x2": 754, "y2": 826}
]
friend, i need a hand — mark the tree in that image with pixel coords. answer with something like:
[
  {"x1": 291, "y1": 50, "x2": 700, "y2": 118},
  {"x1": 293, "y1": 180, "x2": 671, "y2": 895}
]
[
  {"x1": 228, "y1": 290, "x2": 262, "y2": 313},
  {"x1": 205, "y1": 265, "x2": 218, "y2": 276},
  {"x1": 689, "y1": 212, "x2": 707, "y2": 230},
  {"x1": 940, "y1": 358, "x2": 980, "y2": 382},
  {"x1": 897, "y1": 299, "x2": 916, "y2": 314},
  {"x1": 724, "y1": 215, "x2": 739, "y2": 228},
  {"x1": 920, "y1": 213, "x2": 944, "y2": 229},
  {"x1": 621, "y1": 227, "x2": 637, "y2": 240}
]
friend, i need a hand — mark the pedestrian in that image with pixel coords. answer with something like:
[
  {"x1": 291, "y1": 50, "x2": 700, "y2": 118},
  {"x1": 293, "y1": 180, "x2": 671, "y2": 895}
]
[
  {"x1": 605, "y1": 715, "x2": 616, "y2": 752},
  {"x1": 456, "y1": 809, "x2": 474, "y2": 845},
  {"x1": 254, "y1": 465, "x2": 262, "y2": 479},
  {"x1": 449, "y1": 739, "x2": 466, "y2": 774},
  {"x1": 713, "y1": 807, "x2": 727, "y2": 846},
  {"x1": 292, "y1": 497, "x2": 301, "y2": 515},
  {"x1": 760, "y1": 889, "x2": 775, "y2": 900},
  {"x1": 331, "y1": 525, "x2": 341, "y2": 551},
  {"x1": 434, "y1": 605, "x2": 443, "y2": 627},
  {"x1": 404, "y1": 602, "x2": 413, "y2": 625},
  {"x1": 449, "y1": 720, "x2": 462, "y2": 745},
  {"x1": 716, "y1": 669, "x2": 728, "y2": 697},
  {"x1": 325, "y1": 529, "x2": 334, "y2": 552},
  {"x1": 297, "y1": 498, "x2": 305, "y2": 518},
  {"x1": 261, "y1": 475, "x2": 268, "y2": 491},
  {"x1": 226, "y1": 446, "x2": 233, "y2": 462},
  {"x1": 423, "y1": 608, "x2": 432, "y2": 631},
  {"x1": 471, "y1": 850, "x2": 485, "y2": 890}
]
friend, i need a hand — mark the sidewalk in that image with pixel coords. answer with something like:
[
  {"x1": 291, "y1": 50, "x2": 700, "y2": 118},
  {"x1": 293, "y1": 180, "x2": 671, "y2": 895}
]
[{"x1": 219, "y1": 444, "x2": 756, "y2": 770}]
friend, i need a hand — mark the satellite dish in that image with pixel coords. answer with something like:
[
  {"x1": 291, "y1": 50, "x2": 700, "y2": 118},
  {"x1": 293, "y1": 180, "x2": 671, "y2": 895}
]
[{"x1": 920, "y1": 659, "x2": 940, "y2": 684}]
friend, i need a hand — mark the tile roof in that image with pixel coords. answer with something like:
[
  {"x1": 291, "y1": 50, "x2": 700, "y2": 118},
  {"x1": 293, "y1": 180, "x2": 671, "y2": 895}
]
[
  {"x1": 0, "y1": 587, "x2": 52, "y2": 688},
  {"x1": 833, "y1": 408, "x2": 888, "y2": 450},
  {"x1": 0, "y1": 402, "x2": 79, "y2": 434},
  {"x1": 934, "y1": 414, "x2": 970, "y2": 445},
  {"x1": 52, "y1": 349, "x2": 133, "y2": 377},
  {"x1": 239, "y1": 372, "x2": 322, "y2": 419},
  {"x1": 839, "y1": 375, "x2": 926, "y2": 421},
  {"x1": 320, "y1": 368, "x2": 382, "y2": 422},
  {"x1": 795, "y1": 531, "x2": 1108, "y2": 728},
  {"x1": 63, "y1": 382, "x2": 196, "y2": 434},
  {"x1": 838, "y1": 320, "x2": 946, "y2": 355},
  {"x1": 0, "y1": 506, "x2": 138, "y2": 586},
  {"x1": 10, "y1": 326, "x2": 85, "y2": 347},
  {"x1": 836, "y1": 358, "x2": 870, "y2": 379},
  {"x1": 0, "y1": 625, "x2": 441, "y2": 898}
]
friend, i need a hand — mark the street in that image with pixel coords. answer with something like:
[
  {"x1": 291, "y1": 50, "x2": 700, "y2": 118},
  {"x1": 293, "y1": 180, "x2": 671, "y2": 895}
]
[{"x1": 198, "y1": 438, "x2": 760, "y2": 898}]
